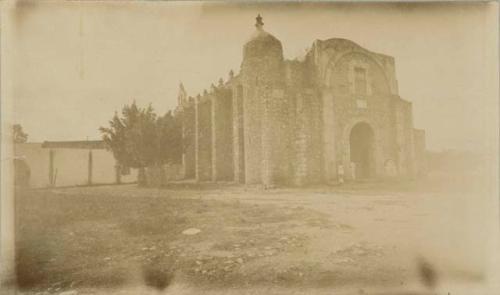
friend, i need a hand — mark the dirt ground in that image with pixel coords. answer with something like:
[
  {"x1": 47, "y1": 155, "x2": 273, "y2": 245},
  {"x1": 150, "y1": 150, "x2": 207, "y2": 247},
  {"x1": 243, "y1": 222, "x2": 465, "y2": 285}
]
[{"x1": 7, "y1": 169, "x2": 500, "y2": 295}]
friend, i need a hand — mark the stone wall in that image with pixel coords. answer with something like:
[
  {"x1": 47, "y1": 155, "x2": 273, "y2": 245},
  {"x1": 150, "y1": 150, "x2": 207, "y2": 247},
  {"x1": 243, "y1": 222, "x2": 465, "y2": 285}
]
[
  {"x1": 241, "y1": 84, "x2": 262, "y2": 184},
  {"x1": 181, "y1": 103, "x2": 196, "y2": 178},
  {"x1": 240, "y1": 30, "x2": 285, "y2": 185},
  {"x1": 285, "y1": 60, "x2": 324, "y2": 186},
  {"x1": 313, "y1": 39, "x2": 405, "y2": 180},
  {"x1": 14, "y1": 143, "x2": 137, "y2": 188},
  {"x1": 145, "y1": 163, "x2": 184, "y2": 187},
  {"x1": 413, "y1": 128, "x2": 427, "y2": 176},
  {"x1": 195, "y1": 95, "x2": 212, "y2": 181},
  {"x1": 308, "y1": 92, "x2": 323, "y2": 183},
  {"x1": 211, "y1": 87, "x2": 234, "y2": 181},
  {"x1": 289, "y1": 90, "x2": 323, "y2": 186},
  {"x1": 261, "y1": 87, "x2": 290, "y2": 186},
  {"x1": 232, "y1": 83, "x2": 246, "y2": 183},
  {"x1": 292, "y1": 92, "x2": 312, "y2": 185},
  {"x1": 393, "y1": 99, "x2": 416, "y2": 177},
  {"x1": 175, "y1": 35, "x2": 424, "y2": 185}
]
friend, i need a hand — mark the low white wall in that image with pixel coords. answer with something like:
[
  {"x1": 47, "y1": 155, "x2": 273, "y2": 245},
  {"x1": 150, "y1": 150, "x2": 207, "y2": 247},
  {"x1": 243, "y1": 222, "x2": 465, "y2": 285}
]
[
  {"x1": 14, "y1": 143, "x2": 137, "y2": 188},
  {"x1": 14, "y1": 143, "x2": 50, "y2": 188}
]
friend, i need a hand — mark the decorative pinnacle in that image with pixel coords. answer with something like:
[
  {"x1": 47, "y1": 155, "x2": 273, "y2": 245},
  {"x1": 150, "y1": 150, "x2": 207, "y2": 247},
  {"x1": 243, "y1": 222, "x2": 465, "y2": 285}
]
[
  {"x1": 255, "y1": 14, "x2": 264, "y2": 29},
  {"x1": 178, "y1": 82, "x2": 186, "y2": 97}
]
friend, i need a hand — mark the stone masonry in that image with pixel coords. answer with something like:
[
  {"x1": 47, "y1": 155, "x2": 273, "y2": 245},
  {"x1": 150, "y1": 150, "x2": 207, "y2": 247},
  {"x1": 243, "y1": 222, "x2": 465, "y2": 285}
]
[{"x1": 175, "y1": 15, "x2": 426, "y2": 186}]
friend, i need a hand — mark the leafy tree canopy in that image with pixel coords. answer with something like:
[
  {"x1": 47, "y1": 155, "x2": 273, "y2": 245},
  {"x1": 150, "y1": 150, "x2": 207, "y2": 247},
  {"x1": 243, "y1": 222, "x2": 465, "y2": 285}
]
[
  {"x1": 13, "y1": 124, "x2": 28, "y2": 143},
  {"x1": 99, "y1": 102, "x2": 182, "y2": 169}
]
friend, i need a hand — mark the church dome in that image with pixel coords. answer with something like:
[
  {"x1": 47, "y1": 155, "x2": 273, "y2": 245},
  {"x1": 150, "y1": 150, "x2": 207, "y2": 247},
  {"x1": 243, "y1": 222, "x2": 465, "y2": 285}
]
[{"x1": 243, "y1": 15, "x2": 283, "y2": 60}]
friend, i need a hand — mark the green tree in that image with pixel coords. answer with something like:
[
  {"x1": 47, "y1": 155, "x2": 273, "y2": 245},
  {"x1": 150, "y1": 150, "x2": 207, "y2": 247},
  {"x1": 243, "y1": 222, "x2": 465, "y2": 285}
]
[
  {"x1": 13, "y1": 124, "x2": 28, "y2": 143},
  {"x1": 100, "y1": 102, "x2": 182, "y2": 186},
  {"x1": 156, "y1": 111, "x2": 183, "y2": 166}
]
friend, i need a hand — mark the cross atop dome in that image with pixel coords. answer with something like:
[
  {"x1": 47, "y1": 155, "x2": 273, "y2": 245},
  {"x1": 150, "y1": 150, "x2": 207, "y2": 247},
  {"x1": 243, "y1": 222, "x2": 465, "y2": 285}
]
[{"x1": 255, "y1": 14, "x2": 264, "y2": 29}]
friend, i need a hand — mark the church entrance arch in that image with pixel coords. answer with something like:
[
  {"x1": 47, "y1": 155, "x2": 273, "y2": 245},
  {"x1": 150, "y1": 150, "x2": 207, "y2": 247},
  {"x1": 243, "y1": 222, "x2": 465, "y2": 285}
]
[{"x1": 349, "y1": 122, "x2": 375, "y2": 179}]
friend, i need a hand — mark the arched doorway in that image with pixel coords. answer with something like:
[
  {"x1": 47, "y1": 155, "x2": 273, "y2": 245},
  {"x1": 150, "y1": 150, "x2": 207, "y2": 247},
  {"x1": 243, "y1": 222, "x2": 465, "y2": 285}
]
[
  {"x1": 14, "y1": 158, "x2": 31, "y2": 188},
  {"x1": 349, "y1": 122, "x2": 375, "y2": 179}
]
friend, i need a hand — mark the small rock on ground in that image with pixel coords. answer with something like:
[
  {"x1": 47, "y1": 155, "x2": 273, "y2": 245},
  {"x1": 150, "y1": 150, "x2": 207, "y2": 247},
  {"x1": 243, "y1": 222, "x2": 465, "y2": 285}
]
[{"x1": 182, "y1": 228, "x2": 201, "y2": 235}]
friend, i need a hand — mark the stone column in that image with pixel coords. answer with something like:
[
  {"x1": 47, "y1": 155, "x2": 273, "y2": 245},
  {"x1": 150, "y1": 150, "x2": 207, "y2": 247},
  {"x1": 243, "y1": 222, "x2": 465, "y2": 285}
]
[
  {"x1": 194, "y1": 96, "x2": 200, "y2": 182},
  {"x1": 115, "y1": 163, "x2": 121, "y2": 184},
  {"x1": 180, "y1": 109, "x2": 186, "y2": 178},
  {"x1": 232, "y1": 87, "x2": 241, "y2": 183},
  {"x1": 243, "y1": 86, "x2": 262, "y2": 184},
  {"x1": 49, "y1": 149, "x2": 55, "y2": 187},
  {"x1": 180, "y1": 108, "x2": 189, "y2": 179},
  {"x1": 195, "y1": 94, "x2": 213, "y2": 181},
  {"x1": 210, "y1": 88, "x2": 234, "y2": 182},
  {"x1": 393, "y1": 99, "x2": 416, "y2": 178},
  {"x1": 406, "y1": 107, "x2": 416, "y2": 178},
  {"x1": 311, "y1": 94, "x2": 323, "y2": 183},
  {"x1": 293, "y1": 93, "x2": 310, "y2": 186},
  {"x1": 321, "y1": 89, "x2": 337, "y2": 183},
  {"x1": 261, "y1": 87, "x2": 289, "y2": 186},
  {"x1": 87, "y1": 150, "x2": 93, "y2": 185},
  {"x1": 261, "y1": 89, "x2": 274, "y2": 186},
  {"x1": 211, "y1": 92, "x2": 218, "y2": 182},
  {"x1": 232, "y1": 85, "x2": 245, "y2": 183},
  {"x1": 182, "y1": 103, "x2": 196, "y2": 179}
]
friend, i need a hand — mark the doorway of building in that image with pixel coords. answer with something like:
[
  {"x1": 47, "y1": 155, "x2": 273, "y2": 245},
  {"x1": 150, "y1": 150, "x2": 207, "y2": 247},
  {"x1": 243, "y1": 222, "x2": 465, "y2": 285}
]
[
  {"x1": 349, "y1": 122, "x2": 375, "y2": 179},
  {"x1": 14, "y1": 158, "x2": 31, "y2": 188}
]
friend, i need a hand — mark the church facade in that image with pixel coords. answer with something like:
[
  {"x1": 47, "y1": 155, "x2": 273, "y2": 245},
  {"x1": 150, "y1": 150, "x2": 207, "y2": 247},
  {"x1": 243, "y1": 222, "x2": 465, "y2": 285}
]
[{"x1": 175, "y1": 16, "x2": 426, "y2": 186}]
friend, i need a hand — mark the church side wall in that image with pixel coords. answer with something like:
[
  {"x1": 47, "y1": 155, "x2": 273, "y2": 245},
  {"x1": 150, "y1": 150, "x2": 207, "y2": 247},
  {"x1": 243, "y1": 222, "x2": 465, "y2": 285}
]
[
  {"x1": 241, "y1": 48, "x2": 285, "y2": 184},
  {"x1": 309, "y1": 92, "x2": 323, "y2": 183},
  {"x1": 242, "y1": 85, "x2": 262, "y2": 184},
  {"x1": 181, "y1": 105, "x2": 196, "y2": 179},
  {"x1": 231, "y1": 84, "x2": 245, "y2": 183},
  {"x1": 393, "y1": 99, "x2": 416, "y2": 177},
  {"x1": 291, "y1": 92, "x2": 312, "y2": 185},
  {"x1": 195, "y1": 97, "x2": 212, "y2": 181},
  {"x1": 176, "y1": 37, "x2": 424, "y2": 185},
  {"x1": 286, "y1": 61, "x2": 324, "y2": 185},
  {"x1": 321, "y1": 90, "x2": 337, "y2": 182},
  {"x1": 413, "y1": 128, "x2": 427, "y2": 176},
  {"x1": 212, "y1": 88, "x2": 234, "y2": 181}
]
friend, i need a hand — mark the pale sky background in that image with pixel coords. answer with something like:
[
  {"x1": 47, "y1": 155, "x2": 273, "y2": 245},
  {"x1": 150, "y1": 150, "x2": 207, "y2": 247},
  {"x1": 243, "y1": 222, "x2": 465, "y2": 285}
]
[{"x1": 5, "y1": 1, "x2": 499, "y2": 152}]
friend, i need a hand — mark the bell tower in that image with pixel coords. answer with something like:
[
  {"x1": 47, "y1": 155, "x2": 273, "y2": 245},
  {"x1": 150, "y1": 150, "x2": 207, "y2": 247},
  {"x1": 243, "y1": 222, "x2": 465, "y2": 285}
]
[{"x1": 240, "y1": 15, "x2": 288, "y2": 186}]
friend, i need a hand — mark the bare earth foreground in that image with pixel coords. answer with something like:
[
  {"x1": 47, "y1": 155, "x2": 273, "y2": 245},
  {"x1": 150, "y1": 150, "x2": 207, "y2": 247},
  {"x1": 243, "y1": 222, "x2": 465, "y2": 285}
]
[{"x1": 9, "y1": 171, "x2": 500, "y2": 295}]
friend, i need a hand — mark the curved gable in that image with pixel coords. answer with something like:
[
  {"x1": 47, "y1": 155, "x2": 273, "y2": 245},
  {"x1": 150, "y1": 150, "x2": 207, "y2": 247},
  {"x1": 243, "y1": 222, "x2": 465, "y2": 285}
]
[
  {"x1": 326, "y1": 51, "x2": 391, "y2": 96},
  {"x1": 311, "y1": 38, "x2": 399, "y2": 95}
]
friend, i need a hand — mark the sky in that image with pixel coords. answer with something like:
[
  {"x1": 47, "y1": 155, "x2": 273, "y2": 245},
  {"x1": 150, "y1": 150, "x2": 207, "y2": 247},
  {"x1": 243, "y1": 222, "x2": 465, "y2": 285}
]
[{"x1": 4, "y1": 1, "x2": 499, "y2": 152}]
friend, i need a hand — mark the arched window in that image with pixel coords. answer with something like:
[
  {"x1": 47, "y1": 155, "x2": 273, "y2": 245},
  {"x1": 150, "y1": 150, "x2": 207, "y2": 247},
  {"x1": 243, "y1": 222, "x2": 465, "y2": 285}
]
[{"x1": 354, "y1": 67, "x2": 367, "y2": 96}]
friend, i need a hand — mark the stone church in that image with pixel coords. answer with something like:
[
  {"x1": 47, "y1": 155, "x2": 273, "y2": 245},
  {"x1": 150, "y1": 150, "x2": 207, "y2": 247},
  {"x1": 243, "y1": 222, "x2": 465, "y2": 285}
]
[{"x1": 176, "y1": 15, "x2": 426, "y2": 186}]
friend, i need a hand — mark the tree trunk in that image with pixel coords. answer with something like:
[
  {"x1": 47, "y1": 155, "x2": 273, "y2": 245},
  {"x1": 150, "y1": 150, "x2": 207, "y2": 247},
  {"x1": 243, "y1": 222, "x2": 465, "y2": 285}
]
[
  {"x1": 158, "y1": 164, "x2": 166, "y2": 187},
  {"x1": 138, "y1": 167, "x2": 147, "y2": 186},
  {"x1": 115, "y1": 165, "x2": 122, "y2": 184},
  {"x1": 145, "y1": 164, "x2": 165, "y2": 188}
]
